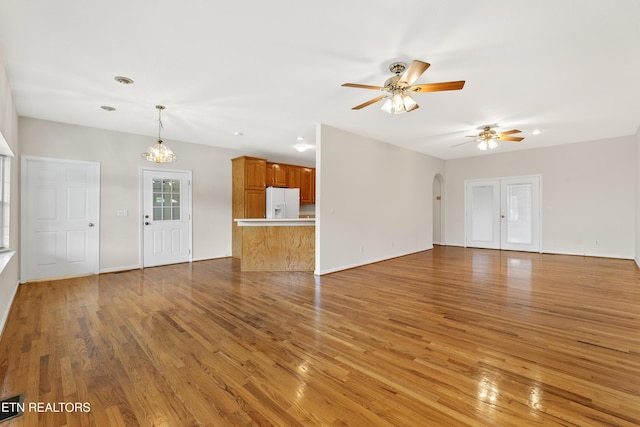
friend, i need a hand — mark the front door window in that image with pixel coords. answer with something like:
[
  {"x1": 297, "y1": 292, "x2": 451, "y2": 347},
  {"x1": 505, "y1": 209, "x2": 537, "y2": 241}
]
[{"x1": 153, "y1": 179, "x2": 181, "y2": 221}]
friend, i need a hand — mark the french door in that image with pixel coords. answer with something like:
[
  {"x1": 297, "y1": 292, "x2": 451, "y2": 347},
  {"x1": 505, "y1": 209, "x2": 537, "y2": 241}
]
[
  {"x1": 21, "y1": 157, "x2": 100, "y2": 281},
  {"x1": 465, "y1": 176, "x2": 541, "y2": 252},
  {"x1": 141, "y1": 169, "x2": 192, "y2": 267}
]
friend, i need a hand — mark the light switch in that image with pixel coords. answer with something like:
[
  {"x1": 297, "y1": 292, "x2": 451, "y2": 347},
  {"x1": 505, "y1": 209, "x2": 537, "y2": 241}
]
[{"x1": 116, "y1": 210, "x2": 128, "y2": 217}]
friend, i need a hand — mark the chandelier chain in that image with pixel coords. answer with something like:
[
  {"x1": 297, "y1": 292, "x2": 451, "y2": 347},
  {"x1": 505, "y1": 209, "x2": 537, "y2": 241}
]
[{"x1": 158, "y1": 107, "x2": 164, "y2": 141}]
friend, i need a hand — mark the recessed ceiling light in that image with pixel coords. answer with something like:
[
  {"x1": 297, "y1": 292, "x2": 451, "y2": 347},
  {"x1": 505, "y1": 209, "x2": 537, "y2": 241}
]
[
  {"x1": 100, "y1": 105, "x2": 116, "y2": 111},
  {"x1": 296, "y1": 136, "x2": 304, "y2": 141},
  {"x1": 295, "y1": 144, "x2": 307, "y2": 152},
  {"x1": 233, "y1": 131, "x2": 244, "y2": 136},
  {"x1": 114, "y1": 76, "x2": 134, "y2": 85},
  {"x1": 532, "y1": 129, "x2": 541, "y2": 135}
]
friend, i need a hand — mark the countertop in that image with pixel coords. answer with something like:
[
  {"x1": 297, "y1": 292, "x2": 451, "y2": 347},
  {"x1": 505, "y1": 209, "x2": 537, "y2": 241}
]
[{"x1": 234, "y1": 218, "x2": 316, "y2": 227}]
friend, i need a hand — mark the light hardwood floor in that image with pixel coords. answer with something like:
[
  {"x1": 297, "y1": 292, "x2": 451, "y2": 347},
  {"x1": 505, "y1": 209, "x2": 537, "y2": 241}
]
[{"x1": 1, "y1": 246, "x2": 639, "y2": 426}]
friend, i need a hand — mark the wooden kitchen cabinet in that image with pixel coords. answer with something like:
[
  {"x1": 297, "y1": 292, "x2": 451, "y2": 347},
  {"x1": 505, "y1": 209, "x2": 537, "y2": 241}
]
[
  {"x1": 232, "y1": 156, "x2": 267, "y2": 258},
  {"x1": 245, "y1": 189, "x2": 266, "y2": 218},
  {"x1": 266, "y1": 162, "x2": 288, "y2": 187},
  {"x1": 245, "y1": 158, "x2": 266, "y2": 189},
  {"x1": 300, "y1": 167, "x2": 315, "y2": 204},
  {"x1": 232, "y1": 156, "x2": 266, "y2": 219},
  {"x1": 288, "y1": 165, "x2": 301, "y2": 190}
]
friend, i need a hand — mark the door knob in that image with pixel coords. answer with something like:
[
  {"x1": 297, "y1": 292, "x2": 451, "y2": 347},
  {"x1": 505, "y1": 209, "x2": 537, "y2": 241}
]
[
  {"x1": 145, "y1": 222, "x2": 151, "y2": 226},
  {"x1": 88, "y1": 223, "x2": 95, "y2": 227}
]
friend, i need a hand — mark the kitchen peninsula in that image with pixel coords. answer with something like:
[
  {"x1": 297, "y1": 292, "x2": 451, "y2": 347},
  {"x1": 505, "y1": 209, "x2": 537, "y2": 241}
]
[
  {"x1": 234, "y1": 218, "x2": 315, "y2": 271},
  {"x1": 232, "y1": 156, "x2": 316, "y2": 272}
]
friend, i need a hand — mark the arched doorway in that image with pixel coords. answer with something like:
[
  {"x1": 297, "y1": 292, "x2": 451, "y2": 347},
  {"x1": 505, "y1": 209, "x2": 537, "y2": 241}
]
[{"x1": 433, "y1": 174, "x2": 444, "y2": 245}]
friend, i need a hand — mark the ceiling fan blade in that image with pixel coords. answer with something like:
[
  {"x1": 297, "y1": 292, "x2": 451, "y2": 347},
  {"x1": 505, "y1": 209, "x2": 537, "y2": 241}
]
[
  {"x1": 342, "y1": 83, "x2": 384, "y2": 90},
  {"x1": 352, "y1": 95, "x2": 387, "y2": 110},
  {"x1": 410, "y1": 81, "x2": 466, "y2": 92},
  {"x1": 499, "y1": 129, "x2": 522, "y2": 136},
  {"x1": 451, "y1": 140, "x2": 474, "y2": 148},
  {"x1": 498, "y1": 136, "x2": 524, "y2": 142},
  {"x1": 397, "y1": 60, "x2": 430, "y2": 87}
]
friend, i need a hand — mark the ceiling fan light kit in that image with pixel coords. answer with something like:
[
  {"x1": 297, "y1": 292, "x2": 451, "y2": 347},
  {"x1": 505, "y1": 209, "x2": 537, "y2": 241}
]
[
  {"x1": 380, "y1": 90, "x2": 419, "y2": 114},
  {"x1": 342, "y1": 59, "x2": 465, "y2": 114},
  {"x1": 462, "y1": 126, "x2": 525, "y2": 151},
  {"x1": 477, "y1": 139, "x2": 498, "y2": 151}
]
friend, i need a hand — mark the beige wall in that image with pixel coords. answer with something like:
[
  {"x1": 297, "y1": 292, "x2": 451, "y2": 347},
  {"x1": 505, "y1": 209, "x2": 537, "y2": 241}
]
[
  {"x1": 445, "y1": 136, "x2": 636, "y2": 259},
  {"x1": 19, "y1": 117, "x2": 245, "y2": 272},
  {"x1": 636, "y1": 126, "x2": 640, "y2": 268},
  {"x1": 0, "y1": 55, "x2": 20, "y2": 336},
  {"x1": 316, "y1": 124, "x2": 444, "y2": 274},
  {"x1": 12, "y1": 117, "x2": 640, "y2": 281}
]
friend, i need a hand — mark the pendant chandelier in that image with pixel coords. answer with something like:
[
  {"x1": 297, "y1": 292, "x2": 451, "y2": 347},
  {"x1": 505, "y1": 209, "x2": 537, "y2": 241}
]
[{"x1": 141, "y1": 105, "x2": 176, "y2": 163}]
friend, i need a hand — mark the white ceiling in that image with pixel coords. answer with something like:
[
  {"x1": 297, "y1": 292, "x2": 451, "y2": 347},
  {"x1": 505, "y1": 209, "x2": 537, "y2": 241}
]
[{"x1": 1, "y1": 0, "x2": 639, "y2": 162}]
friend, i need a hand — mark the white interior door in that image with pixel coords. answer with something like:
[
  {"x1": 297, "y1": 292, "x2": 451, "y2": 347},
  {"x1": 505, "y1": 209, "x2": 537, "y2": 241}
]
[
  {"x1": 142, "y1": 169, "x2": 191, "y2": 267},
  {"x1": 465, "y1": 180, "x2": 501, "y2": 249},
  {"x1": 465, "y1": 176, "x2": 541, "y2": 252},
  {"x1": 22, "y1": 157, "x2": 100, "y2": 281},
  {"x1": 500, "y1": 177, "x2": 540, "y2": 252}
]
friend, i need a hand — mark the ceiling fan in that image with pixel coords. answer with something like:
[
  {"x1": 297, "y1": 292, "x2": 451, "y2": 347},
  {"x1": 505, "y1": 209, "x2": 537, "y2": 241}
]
[
  {"x1": 452, "y1": 125, "x2": 524, "y2": 150},
  {"x1": 342, "y1": 60, "x2": 465, "y2": 114}
]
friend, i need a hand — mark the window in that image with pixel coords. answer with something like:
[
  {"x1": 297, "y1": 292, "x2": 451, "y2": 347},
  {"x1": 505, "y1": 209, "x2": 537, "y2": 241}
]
[
  {"x1": 152, "y1": 178, "x2": 181, "y2": 221},
  {"x1": 0, "y1": 154, "x2": 9, "y2": 250},
  {"x1": 0, "y1": 129, "x2": 14, "y2": 253}
]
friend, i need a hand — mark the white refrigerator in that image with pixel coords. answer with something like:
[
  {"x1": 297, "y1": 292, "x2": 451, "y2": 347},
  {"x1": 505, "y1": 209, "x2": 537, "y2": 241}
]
[{"x1": 266, "y1": 187, "x2": 300, "y2": 219}]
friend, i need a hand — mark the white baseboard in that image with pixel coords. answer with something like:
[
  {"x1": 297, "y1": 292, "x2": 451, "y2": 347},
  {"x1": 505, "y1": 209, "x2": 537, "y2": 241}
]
[
  {"x1": 542, "y1": 250, "x2": 633, "y2": 260},
  {"x1": 192, "y1": 255, "x2": 231, "y2": 262},
  {"x1": 441, "y1": 244, "x2": 634, "y2": 261},
  {"x1": 315, "y1": 246, "x2": 433, "y2": 276},
  {"x1": 99, "y1": 256, "x2": 232, "y2": 274},
  {"x1": 99, "y1": 264, "x2": 141, "y2": 274},
  {"x1": 0, "y1": 280, "x2": 19, "y2": 341}
]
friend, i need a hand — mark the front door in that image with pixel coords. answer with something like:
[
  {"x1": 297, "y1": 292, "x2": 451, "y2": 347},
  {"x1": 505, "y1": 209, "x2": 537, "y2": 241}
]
[
  {"x1": 22, "y1": 157, "x2": 100, "y2": 281},
  {"x1": 465, "y1": 176, "x2": 541, "y2": 252},
  {"x1": 142, "y1": 169, "x2": 192, "y2": 267}
]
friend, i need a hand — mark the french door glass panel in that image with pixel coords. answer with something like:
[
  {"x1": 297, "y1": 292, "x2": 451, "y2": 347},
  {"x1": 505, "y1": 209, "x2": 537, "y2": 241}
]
[
  {"x1": 505, "y1": 183, "x2": 532, "y2": 244},
  {"x1": 465, "y1": 181, "x2": 500, "y2": 249},
  {"x1": 471, "y1": 185, "x2": 496, "y2": 242},
  {"x1": 501, "y1": 177, "x2": 540, "y2": 252}
]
